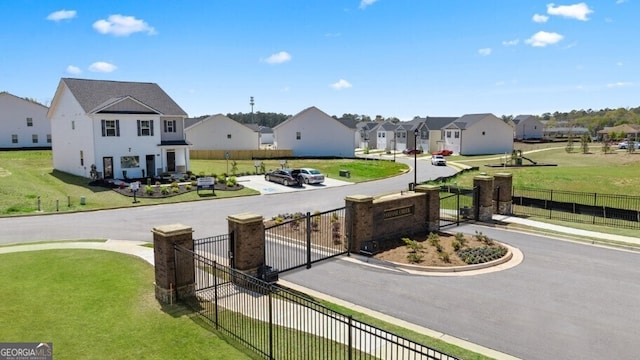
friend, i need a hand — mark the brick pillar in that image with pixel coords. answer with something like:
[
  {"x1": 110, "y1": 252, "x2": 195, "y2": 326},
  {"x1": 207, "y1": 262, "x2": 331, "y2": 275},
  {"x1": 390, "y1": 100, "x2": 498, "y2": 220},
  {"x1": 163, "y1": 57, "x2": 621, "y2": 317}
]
[
  {"x1": 473, "y1": 175, "x2": 494, "y2": 222},
  {"x1": 345, "y1": 195, "x2": 374, "y2": 253},
  {"x1": 416, "y1": 184, "x2": 440, "y2": 232},
  {"x1": 227, "y1": 213, "x2": 265, "y2": 273},
  {"x1": 152, "y1": 224, "x2": 194, "y2": 304},
  {"x1": 493, "y1": 173, "x2": 513, "y2": 215}
]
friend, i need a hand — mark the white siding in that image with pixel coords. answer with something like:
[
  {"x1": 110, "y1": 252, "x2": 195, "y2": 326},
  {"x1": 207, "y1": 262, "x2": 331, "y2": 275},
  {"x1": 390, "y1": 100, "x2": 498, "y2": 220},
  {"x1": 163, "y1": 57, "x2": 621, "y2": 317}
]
[
  {"x1": 0, "y1": 93, "x2": 50, "y2": 148},
  {"x1": 274, "y1": 107, "x2": 355, "y2": 157},
  {"x1": 461, "y1": 117, "x2": 513, "y2": 155},
  {"x1": 186, "y1": 114, "x2": 259, "y2": 150}
]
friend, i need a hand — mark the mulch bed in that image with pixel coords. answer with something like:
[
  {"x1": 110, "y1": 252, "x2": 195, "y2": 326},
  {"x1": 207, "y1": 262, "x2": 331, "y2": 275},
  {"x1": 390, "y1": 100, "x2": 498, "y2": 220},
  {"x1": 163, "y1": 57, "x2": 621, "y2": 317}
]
[{"x1": 89, "y1": 179, "x2": 243, "y2": 198}]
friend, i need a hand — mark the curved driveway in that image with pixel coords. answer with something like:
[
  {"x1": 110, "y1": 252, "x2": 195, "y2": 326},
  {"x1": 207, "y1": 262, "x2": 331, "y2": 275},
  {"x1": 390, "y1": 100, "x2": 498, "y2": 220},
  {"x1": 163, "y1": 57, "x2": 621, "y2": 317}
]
[{"x1": 1, "y1": 156, "x2": 639, "y2": 360}]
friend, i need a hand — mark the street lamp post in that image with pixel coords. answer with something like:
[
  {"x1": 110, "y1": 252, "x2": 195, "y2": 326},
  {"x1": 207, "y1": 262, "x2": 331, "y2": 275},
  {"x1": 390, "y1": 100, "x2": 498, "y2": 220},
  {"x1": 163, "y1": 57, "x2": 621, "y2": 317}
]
[
  {"x1": 413, "y1": 129, "x2": 419, "y2": 188},
  {"x1": 393, "y1": 132, "x2": 396, "y2": 162}
]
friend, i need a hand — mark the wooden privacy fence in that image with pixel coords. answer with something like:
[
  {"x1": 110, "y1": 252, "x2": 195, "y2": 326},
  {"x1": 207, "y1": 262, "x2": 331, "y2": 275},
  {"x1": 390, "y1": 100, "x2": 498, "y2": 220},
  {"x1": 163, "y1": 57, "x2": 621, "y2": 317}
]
[{"x1": 191, "y1": 149, "x2": 293, "y2": 160}]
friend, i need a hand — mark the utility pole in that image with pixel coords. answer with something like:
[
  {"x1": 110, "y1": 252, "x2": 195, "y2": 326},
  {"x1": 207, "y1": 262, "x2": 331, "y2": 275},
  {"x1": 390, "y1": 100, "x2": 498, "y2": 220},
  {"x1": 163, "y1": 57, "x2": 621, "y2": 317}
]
[{"x1": 250, "y1": 96, "x2": 255, "y2": 124}]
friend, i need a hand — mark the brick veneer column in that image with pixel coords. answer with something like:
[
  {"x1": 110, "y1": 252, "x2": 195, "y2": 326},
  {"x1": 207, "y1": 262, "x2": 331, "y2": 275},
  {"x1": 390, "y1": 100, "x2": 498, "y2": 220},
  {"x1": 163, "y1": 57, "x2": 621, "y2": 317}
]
[
  {"x1": 493, "y1": 173, "x2": 513, "y2": 215},
  {"x1": 152, "y1": 224, "x2": 194, "y2": 304},
  {"x1": 227, "y1": 213, "x2": 265, "y2": 273},
  {"x1": 345, "y1": 195, "x2": 374, "y2": 253},
  {"x1": 415, "y1": 184, "x2": 440, "y2": 232},
  {"x1": 473, "y1": 175, "x2": 494, "y2": 222}
]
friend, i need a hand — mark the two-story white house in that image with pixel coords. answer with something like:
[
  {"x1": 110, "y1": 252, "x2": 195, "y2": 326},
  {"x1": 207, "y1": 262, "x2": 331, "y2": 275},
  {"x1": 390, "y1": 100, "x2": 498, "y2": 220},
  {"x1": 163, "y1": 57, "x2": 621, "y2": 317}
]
[
  {"x1": 273, "y1": 106, "x2": 355, "y2": 157},
  {"x1": 185, "y1": 114, "x2": 260, "y2": 150},
  {"x1": 443, "y1": 113, "x2": 513, "y2": 155},
  {"x1": 0, "y1": 92, "x2": 51, "y2": 149},
  {"x1": 512, "y1": 115, "x2": 544, "y2": 140},
  {"x1": 47, "y1": 78, "x2": 190, "y2": 180}
]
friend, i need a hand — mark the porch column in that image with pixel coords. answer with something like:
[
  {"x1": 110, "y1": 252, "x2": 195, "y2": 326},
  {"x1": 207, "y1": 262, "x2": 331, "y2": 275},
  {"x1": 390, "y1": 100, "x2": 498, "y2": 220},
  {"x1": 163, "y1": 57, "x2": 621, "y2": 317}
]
[
  {"x1": 227, "y1": 213, "x2": 265, "y2": 273},
  {"x1": 493, "y1": 173, "x2": 513, "y2": 215},
  {"x1": 415, "y1": 184, "x2": 440, "y2": 232},
  {"x1": 152, "y1": 224, "x2": 194, "y2": 304},
  {"x1": 473, "y1": 175, "x2": 494, "y2": 222}
]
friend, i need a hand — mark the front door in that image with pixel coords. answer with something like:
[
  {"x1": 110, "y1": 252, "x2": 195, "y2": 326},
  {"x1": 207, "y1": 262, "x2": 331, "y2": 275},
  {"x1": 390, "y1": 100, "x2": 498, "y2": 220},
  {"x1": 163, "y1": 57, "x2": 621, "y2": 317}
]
[
  {"x1": 103, "y1": 157, "x2": 113, "y2": 179},
  {"x1": 145, "y1": 155, "x2": 155, "y2": 178},
  {"x1": 167, "y1": 151, "x2": 175, "y2": 172}
]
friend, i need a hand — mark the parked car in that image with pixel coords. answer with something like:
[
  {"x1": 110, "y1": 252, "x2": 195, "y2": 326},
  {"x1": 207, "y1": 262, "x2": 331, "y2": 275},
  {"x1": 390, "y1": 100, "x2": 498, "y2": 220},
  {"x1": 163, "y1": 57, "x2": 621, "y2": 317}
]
[
  {"x1": 264, "y1": 169, "x2": 302, "y2": 186},
  {"x1": 292, "y1": 168, "x2": 325, "y2": 184},
  {"x1": 431, "y1": 155, "x2": 447, "y2": 166},
  {"x1": 618, "y1": 141, "x2": 640, "y2": 149},
  {"x1": 402, "y1": 148, "x2": 423, "y2": 155},
  {"x1": 432, "y1": 149, "x2": 453, "y2": 156}
]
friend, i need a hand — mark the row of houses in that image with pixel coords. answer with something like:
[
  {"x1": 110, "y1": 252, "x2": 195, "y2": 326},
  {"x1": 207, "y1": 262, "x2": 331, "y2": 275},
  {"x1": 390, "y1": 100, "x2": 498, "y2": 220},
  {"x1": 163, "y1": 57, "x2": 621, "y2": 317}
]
[{"x1": 4, "y1": 78, "x2": 629, "y2": 180}]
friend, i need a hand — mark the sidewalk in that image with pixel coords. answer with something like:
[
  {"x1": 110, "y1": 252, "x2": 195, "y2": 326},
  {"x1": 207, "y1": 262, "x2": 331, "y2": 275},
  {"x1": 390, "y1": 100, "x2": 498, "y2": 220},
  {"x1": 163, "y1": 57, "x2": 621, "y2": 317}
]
[{"x1": 493, "y1": 214, "x2": 640, "y2": 247}]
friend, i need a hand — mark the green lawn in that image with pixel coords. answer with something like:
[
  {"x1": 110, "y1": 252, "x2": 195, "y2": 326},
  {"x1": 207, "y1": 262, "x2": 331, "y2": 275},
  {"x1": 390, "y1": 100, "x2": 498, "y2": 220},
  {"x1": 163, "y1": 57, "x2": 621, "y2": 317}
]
[
  {"x1": 0, "y1": 151, "x2": 407, "y2": 216},
  {"x1": 438, "y1": 145, "x2": 640, "y2": 196},
  {"x1": 0, "y1": 250, "x2": 253, "y2": 359}
]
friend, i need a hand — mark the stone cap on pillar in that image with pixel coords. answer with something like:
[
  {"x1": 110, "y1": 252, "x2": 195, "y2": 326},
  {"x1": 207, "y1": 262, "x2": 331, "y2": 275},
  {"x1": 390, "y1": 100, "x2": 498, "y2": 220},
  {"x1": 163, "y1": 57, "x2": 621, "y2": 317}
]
[
  {"x1": 151, "y1": 224, "x2": 193, "y2": 236},
  {"x1": 494, "y1": 173, "x2": 513, "y2": 179},
  {"x1": 227, "y1": 213, "x2": 263, "y2": 224},
  {"x1": 345, "y1": 194, "x2": 374, "y2": 203}
]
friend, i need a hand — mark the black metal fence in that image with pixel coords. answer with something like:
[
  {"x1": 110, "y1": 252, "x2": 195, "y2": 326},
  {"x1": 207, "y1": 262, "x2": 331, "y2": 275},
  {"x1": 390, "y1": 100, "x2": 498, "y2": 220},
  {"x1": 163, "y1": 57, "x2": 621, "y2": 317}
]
[
  {"x1": 174, "y1": 244, "x2": 460, "y2": 360},
  {"x1": 439, "y1": 185, "x2": 477, "y2": 228},
  {"x1": 194, "y1": 234, "x2": 230, "y2": 266},
  {"x1": 512, "y1": 187, "x2": 640, "y2": 229},
  {"x1": 265, "y1": 207, "x2": 348, "y2": 273}
]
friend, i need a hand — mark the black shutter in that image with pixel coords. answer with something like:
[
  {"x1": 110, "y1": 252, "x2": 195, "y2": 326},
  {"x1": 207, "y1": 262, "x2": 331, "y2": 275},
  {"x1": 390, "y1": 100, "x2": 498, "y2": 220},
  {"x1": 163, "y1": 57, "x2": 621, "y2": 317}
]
[
  {"x1": 163, "y1": 120, "x2": 167, "y2": 132},
  {"x1": 115, "y1": 120, "x2": 120, "y2": 137},
  {"x1": 101, "y1": 120, "x2": 106, "y2": 137},
  {"x1": 150, "y1": 120, "x2": 154, "y2": 136},
  {"x1": 137, "y1": 120, "x2": 141, "y2": 136}
]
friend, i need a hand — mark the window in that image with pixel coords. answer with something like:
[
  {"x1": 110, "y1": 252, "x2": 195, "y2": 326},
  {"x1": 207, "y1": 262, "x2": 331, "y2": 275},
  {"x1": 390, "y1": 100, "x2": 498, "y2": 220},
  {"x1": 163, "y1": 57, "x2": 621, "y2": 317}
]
[
  {"x1": 227, "y1": 134, "x2": 232, "y2": 139},
  {"x1": 454, "y1": 131, "x2": 460, "y2": 139},
  {"x1": 26, "y1": 118, "x2": 33, "y2": 127},
  {"x1": 296, "y1": 131, "x2": 301, "y2": 140},
  {"x1": 80, "y1": 150, "x2": 84, "y2": 166},
  {"x1": 101, "y1": 120, "x2": 120, "y2": 137},
  {"x1": 482, "y1": 131, "x2": 486, "y2": 136},
  {"x1": 32, "y1": 134, "x2": 38, "y2": 143},
  {"x1": 120, "y1": 156, "x2": 140, "y2": 168},
  {"x1": 11, "y1": 134, "x2": 18, "y2": 144},
  {"x1": 401, "y1": 132, "x2": 406, "y2": 138},
  {"x1": 47, "y1": 134, "x2": 51, "y2": 143},
  {"x1": 72, "y1": 120, "x2": 75, "y2": 130},
  {"x1": 137, "y1": 120, "x2": 153, "y2": 136},
  {"x1": 446, "y1": 131, "x2": 451, "y2": 138},
  {"x1": 164, "y1": 120, "x2": 176, "y2": 133}
]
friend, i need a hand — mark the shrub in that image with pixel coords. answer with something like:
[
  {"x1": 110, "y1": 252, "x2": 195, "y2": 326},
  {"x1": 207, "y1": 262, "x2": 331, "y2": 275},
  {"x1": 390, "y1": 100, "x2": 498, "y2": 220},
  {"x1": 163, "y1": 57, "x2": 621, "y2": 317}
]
[
  {"x1": 473, "y1": 231, "x2": 493, "y2": 245},
  {"x1": 452, "y1": 240, "x2": 462, "y2": 251},
  {"x1": 185, "y1": 183, "x2": 192, "y2": 190},
  {"x1": 144, "y1": 185, "x2": 155, "y2": 195},
  {"x1": 456, "y1": 246, "x2": 507, "y2": 264},
  {"x1": 226, "y1": 176, "x2": 237, "y2": 187},
  {"x1": 439, "y1": 251, "x2": 451, "y2": 263},
  {"x1": 455, "y1": 232, "x2": 467, "y2": 247},
  {"x1": 161, "y1": 186, "x2": 170, "y2": 195},
  {"x1": 403, "y1": 238, "x2": 424, "y2": 263},
  {"x1": 172, "y1": 186, "x2": 179, "y2": 193}
]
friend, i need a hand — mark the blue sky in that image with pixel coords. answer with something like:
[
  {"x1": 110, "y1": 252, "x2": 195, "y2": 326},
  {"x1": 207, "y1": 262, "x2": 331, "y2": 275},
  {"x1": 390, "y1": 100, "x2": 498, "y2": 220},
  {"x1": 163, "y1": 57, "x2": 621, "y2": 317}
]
[{"x1": 2, "y1": 1, "x2": 638, "y2": 120}]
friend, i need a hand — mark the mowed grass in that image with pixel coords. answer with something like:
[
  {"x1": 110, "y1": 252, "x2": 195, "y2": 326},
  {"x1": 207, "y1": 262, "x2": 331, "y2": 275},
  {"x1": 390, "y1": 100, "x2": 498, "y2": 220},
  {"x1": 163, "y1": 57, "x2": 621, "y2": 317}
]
[
  {"x1": 0, "y1": 250, "x2": 253, "y2": 359},
  {"x1": 443, "y1": 145, "x2": 640, "y2": 196},
  {"x1": 0, "y1": 151, "x2": 407, "y2": 216}
]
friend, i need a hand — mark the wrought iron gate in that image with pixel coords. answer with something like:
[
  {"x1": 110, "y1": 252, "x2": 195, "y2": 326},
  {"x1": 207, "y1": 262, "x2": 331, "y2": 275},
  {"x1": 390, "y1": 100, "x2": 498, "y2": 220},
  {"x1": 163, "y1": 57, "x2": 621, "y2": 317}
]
[
  {"x1": 439, "y1": 185, "x2": 478, "y2": 228},
  {"x1": 264, "y1": 207, "x2": 349, "y2": 273}
]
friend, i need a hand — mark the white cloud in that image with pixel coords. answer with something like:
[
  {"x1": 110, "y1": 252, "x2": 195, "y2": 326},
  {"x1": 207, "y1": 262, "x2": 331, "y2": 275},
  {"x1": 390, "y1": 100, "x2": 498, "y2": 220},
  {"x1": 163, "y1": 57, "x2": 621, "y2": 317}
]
[
  {"x1": 66, "y1": 65, "x2": 82, "y2": 75},
  {"x1": 359, "y1": 0, "x2": 378, "y2": 9},
  {"x1": 525, "y1": 31, "x2": 564, "y2": 47},
  {"x1": 89, "y1": 62, "x2": 117, "y2": 73},
  {"x1": 502, "y1": 39, "x2": 519, "y2": 46},
  {"x1": 616, "y1": 0, "x2": 628, "y2": 4},
  {"x1": 93, "y1": 15, "x2": 156, "y2": 36},
  {"x1": 607, "y1": 81, "x2": 633, "y2": 88},
  {"x1": 330, "y1": 79, "x2": 352, "y2": 90},
  {"x1": 263, "y1": 51, "x2": 292, "y2": 64},
  {"x1": 547, "y1": 3, "x2": 593, "y2": 21},
  {"x1": 532, "y1": 14, "x2": 549, "y2": 23},
  {"x1": 47, "y1": 9, "x2": 77, "y2": 22},
  {"x1": 478, "y1": 48, "x2": 492, "y2": 56}
]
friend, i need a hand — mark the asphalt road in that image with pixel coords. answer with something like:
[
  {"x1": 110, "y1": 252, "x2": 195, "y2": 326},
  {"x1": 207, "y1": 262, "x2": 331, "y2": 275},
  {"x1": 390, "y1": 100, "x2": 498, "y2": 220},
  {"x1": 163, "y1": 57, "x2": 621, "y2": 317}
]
[{"x1": 2, "y1": 156, "x2": 639, "y2": 359}]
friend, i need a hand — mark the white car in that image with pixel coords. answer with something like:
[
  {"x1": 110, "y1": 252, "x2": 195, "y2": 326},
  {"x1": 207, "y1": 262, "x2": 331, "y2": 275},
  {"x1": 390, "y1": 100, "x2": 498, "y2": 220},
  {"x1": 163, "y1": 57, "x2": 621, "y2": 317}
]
[
  {"x1": 431, "y1": 155, "x2": 447, "y2": 166},
  {"x1": 292, "y1": 168, "x2": 325, "y2": 184},
  {"x1": 618, "y1": 141, "x2": 640, "y2": 150}
]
